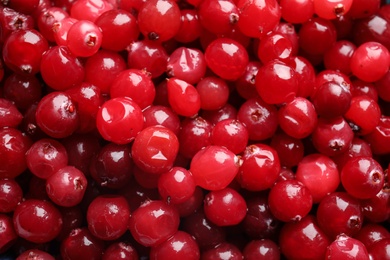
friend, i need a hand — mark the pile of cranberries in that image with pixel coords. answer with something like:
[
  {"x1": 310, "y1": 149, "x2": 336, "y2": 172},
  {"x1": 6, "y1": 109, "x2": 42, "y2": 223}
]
[{"x1": 1, "y1": 0, "x2": 390, "y2": 259}]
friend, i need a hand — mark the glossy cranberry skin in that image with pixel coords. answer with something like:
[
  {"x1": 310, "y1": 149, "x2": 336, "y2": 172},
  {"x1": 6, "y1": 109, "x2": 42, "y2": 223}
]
[
  {"x1": 205, "y1": 38, "x2": 249, "y2": 81},
  {"x1": 243, "y1": 239, "x2": 280, "y2": 260},
  {"x1": 0, "y1": 7, "x2": 35, "y2": 43},
  {"x1": 236, "y1": 0, "x2": 281, "y2": 38},
  {"x1": 0, "y1": 98, "x2": 23, "y2": 128},
  {"x1": 270, "y1": 131, "x2": 304, "y2": 168},
  {"x1": 197, "y1": 76, "x2": 230, "y2": 110},
  {"x1": 87, "y1": 195, "x2": 130, "y2": 241},
  {"x1": 95, "y1": 9, "x2": 139, "y2": 51},
  {"x1": 174, "y1": 186, "x2": 204, "y2": 217},
  {"x1": 61, "y1": 228, "x2": 104, "y2": 260},
  {"x1": 0, "y1": 214, "x2": 17, "y2": 254},
  {"x1": 296, "y1": 154, "x2": 340, "y2": 203},
  {"x1": 326, "y1": 234, "x2": 369, "y2": 260},
  {"x1": 278, "y1": 97, "x2": 317, "y2": 139},
  {"x1": 317, "y1": 192, "x2": 363, "y2": 239},
  {"x1": 211, "y1": 119, "x2": 249, "y2": 154},
  {"x1": 279, "y1": 215, "x2": 330, "y2": 260},
  {"x1": 324, "y1": 40, "x2": 356, "y2": 75},
  {"x1": 16, "y1": 249, "x2": 55, "y2": 260},
  {"x1": 2, "y1": 29, "x2": 48, "y2": 75},
  {"x1": 364, "y1": 116, "x2": 390, "y2": 155},
  {"x1": 189, "y1": 145, "x2": 239, "y2": 191},
  {"x1": 355, "y1": 223, "x2": 390, "y2": 248},
  {"x1": 360, "y1": 188, "x2": 390, "y2": 223},
  {"x1": 255, "y1": 60, "x2": 298, "y2": 105},
  {"x1": 96, "y1": 97, "x2": 144, "y2": 144},
  {"x1": 143, "y1": 105, "x2": 180, "y2": 135},
  {"x1": 286, "y1": 56, "x2": 316, "y2": 98},
  {"x1": 53, "y1": 17, "x2": 78, "y2": 46},
  {"x1": 90, "y1": 143, "x2": 133, "y2": 189},
  {"x1": 40, "y1": 46, "x2": 85, "y2": 91},
  {"x1": 13, "y1": 199, "x2": 63, "y2": 243},
  {"x1": 204, "y1": 187, "x2": 247, "y2": 226},
  {"x1": 174, "y1": 9, "x2": 202, "y2": 43},
  {"x1": 341, "y1": 156, "x2": 384, "y2": 199},
  {"x1": 37, "y1": 7, "x2": 68, "y2": 42},
  {"x1": 268, "y1": 180, "x2": 313, "y2": 222},
  {"x1": 237, "y1": 97, "x2": 278, "y2": 141},
  {"x1": 311, "y1": 116, "x2": 354, "y2": 157},
  {"x1": 110, "y1": 69, "x2": 156, "y2": 109},
  {"x1": 35, "y1": 91, "x2": 79, "y2": 139},
  {"x1": 102, "y1": 242, "x2": 138, "y2": 260},
  {"x1": 0, "y1": 178, "x2": 23, "y2": 213},
  {"x1": 166, "y1": 77, "x2": 201, "y2": 117},
  {"x1": 150, "y1": 231, "x2": 200, "y2": 260},
  {"x1": 70, "y1": 0, "x2": 113, "y2": 22},
  {"x1": 239, "y1": 144, "x2": 281, "y2": 191},
  {"x1": 0, "y1": 128, "x2": 31, "y2": 178},
  {"x1": 26, "y1": 138, "x2": 68, "y2": 179},
  {"x1": 128, "y1": 200, "x2": 180, "y2": 247},
  {"x1": 201, "y1": 242, "x2": 243, "y2": 260},
  {"x1": 132, "y1": 126, "x2": 179, "y2": 175}
]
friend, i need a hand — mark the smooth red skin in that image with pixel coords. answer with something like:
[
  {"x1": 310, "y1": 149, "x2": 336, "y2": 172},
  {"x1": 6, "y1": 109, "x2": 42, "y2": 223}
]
[
  {"x1": 110, "y1": 69, "x2": 156, "y2": 109},
  {"x1": 102, "y1": 242, "x2": 139, "y2": 260},
  {"x1": 205, "y1": 38, "x2": 249, "y2": 81},
  {"x1": 197, "y1": 76, "x2": 230, "y2": 110},
  {"x1": 257, "y1": 33, "x2": 293, "y2": 64},
  {"x1": 46, "y1": 166, "x2": 87, "y2": 207},
  {"x1": 70, "y1": 0, "x2": 113, "y2": 22},
  {"x1": 298, "y1": 17, "x2": 337, "y2": 55},
  {"x1": 326, "y1": 234, "x2": 369, "y2": 260},
  {"x1": 40, "y1": 46, "x2": 85, "y2": 91},
  {"x1": 150, "y1": 231, "x2": 200, "y2": 260},
  {"x1": 13, "y1": 199, "x2": 63, "y2": 243},
  {"x1": 237, "y1": 97, "x2": 278, "y2": 141},
  {"x1": 137, "y1": 0, "x2": 181, "y2": 42},
  {"x1": 286, "y1": 56, "x2": 316, "y2": 98},
  {"x1": 0, "y1": 179, "x2": 23, "y2": 213},
  {"x1": 3, "y1": 73, "x2": 42, "y2": 111},
  {"x1": 268, "y1": 180, "x2": 313, "y2": 222},
  {"x1": 361, "y1": 189, "x2": 390, "y2": 223},
  {"x1": 90, "y1": 142, "x2": 133, "y2": 189},
  {"x1": 182, "y1": 210, "x2": 226, "y2": 250},
  {"x1": 61, "y1": 228, "x2": 104, "y2": 260},
  {"x1": 201, "y1": 103, "x2": 238, "y2": 125},
  {"x1": 201, "y1": 242, "x2": 243, "y2": 260},
  {"x1": 132, "y1": 126, "x2": 179, "y2": 175},
  {"x1": 158, "y1": 167, "x2": 196, "y2": 204},
  {"x1": 280, "y1": 0, "x2": 313, "y2": 24},
  {"x1": 324, "y1": 40, "x2": 356, "y2": 75},
  {"x1": 56, "y1": 206, "x2": 84, "y2": 242},
  {"x1": 37, "y1": 7, "x2": 69, "y2": 42},
  {"x1": 278, "y1": 97, "x2": 318, "y2": 139},
  {"x1": 355, "y1": 224, "x2": 390, "y2": 248},
  {"x1": 16, "y1": 249, "x2": 55, "y2": 260},
  {"x1": 341, "y1": 156, "x2": 384, "y2": 199},
  {"x1": 53, "y1": 17, "x2": 77, "y2": 46},
  {"x1": 296, "y1": 154, "x2": 340, "y2": 203},
  {"x1": 204, "y1": 188, "x2": 247, "y2": 226},
  {"x1": 364, "y1": 116, "x2": 390, "y2": 155},
  {"x1": 167, "y1": 77, "x2": 200, "y2": 117},
  {"x1": 87, "y1": 195, "x2": 130, "y2": 241},
  {"x1": 351, "y1": 42, "x2": 390, "y2": 82},
  {"x1": 211, "y1": 119, "x2": 249, "y2": 154},
  {"x1": 167, "y1": 47, "x2": 206, "y2": 85},
  {"x1": 84, "y1": 50, "x2": 127, "y2": 94},
  {"x1": 174, "y1": 186, "x2": 204, "y2": 217},
  {"x1": 375, "y1": 70, "x2": 390, "y2": 102},
  {"x1": 96, "y1": 97, "x2": 144, "y2": 145},
  {"x1": 127, "y1": 40, "x2": 168, "y2": 78},
  {"x1": 344, "y1": 95, "x2": 381, "y2": 135},
  {"x1": 270, "y1": 131, "x2": 304, "y2": 168},
  {"x1": 368, "y1": 238, "x2": 390, "y2": 260},
  {"x1": 95, "y1": 9, "x2": 139, "y2": 51},
  {"x1": 311, "y1": 116, "x2": 354, "y2": 157},
  {"x1": 143, "y1": 105, "x2": 181, "y2": 135},
  {"x1": 66, "y1": 20, "x2": 103, "y2": 57},
  {"x1": 0, "y1": 128, "x2": 31, "y2": 179},
  {"x1": 314, "y1": 0, "x2": 353, "y2": 19},
  {"x1": 26, "y1": 138, "x2": 68, "y2": 179},
  {"x1": 239, "y1": 144, "x2": 281, "y2": 191},
  {"x1": 35, "y1": 92, "x2": 79, "y2": 139},
  {"x1": 243, "y1": 239, "x2": 281, "y2": 260},
  {"x1": 236, "y1": 0, "x2": 281, "y2": 38},
  {"x1": 128, "y1": 200, "x2": 180, "y2": 247},
  {"x1": 198, "y1": 0, "x2": 238, "y2": 35},
  {"x1": 0, "y1": 214, "x2": 17, "y2": 254},
  {"x1": 190, "y1": 145, "x2": 239, "y2": 191},
  {"x1": 2, "y1": 29, "x2": 48, "y2": 75},
  {"x1": 314, "y1": 70, "x2": 352, "y2": 97},
  {"x1": 352, "y1": 79, "x2": 378, "y2": 101},
  {"x1": 279, "y1": 215, "x2": 331, "y2": 260},
  {"x1": 62, "y1": 134, "x2": 101, "y2": 176},
  {"x1": 174, "y1": 9, "x2": 202, "y2": 43},
  {"x1": 349, "y1": 0, "x2": 380, "y2": 18},
  {"x1": 0, "y1": 98, "x2": 23, "y2": 128},
  {"x1": 317, "y1": 192, "x2": 363, "y2": 239}
]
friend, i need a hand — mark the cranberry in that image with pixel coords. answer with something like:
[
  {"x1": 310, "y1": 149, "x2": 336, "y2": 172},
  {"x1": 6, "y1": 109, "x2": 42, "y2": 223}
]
[
  {"x1": 102, "y1": 242, "x2": 138, "y2": 260},
  {"x1": 16, "y1": 249, "x2": 55, "y2": 260},
  {"x1": 61, "y1": 228, "x2": 104, "y2": 260},
  {"x1": 243, "y1": 239, "x2": 280, "y2": 260},
  {"x1": 325, "y1": 234, "x2": 369, "y2": 259},
  {"x1": 0, "y1": 178, "x2": 23, "y2": 213},
  {"x1": 0, "y1": 214, "x2": 17, "y2": 254}
]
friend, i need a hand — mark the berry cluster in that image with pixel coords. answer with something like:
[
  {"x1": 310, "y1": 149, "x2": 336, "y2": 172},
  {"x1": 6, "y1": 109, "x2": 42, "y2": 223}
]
[{"x1": 0, "y1": 0, "x2": 390, "y2": 259}]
